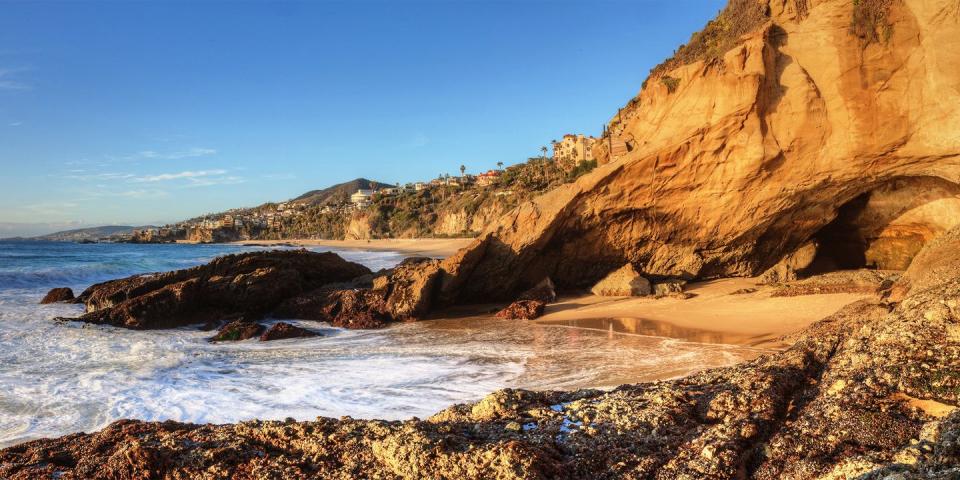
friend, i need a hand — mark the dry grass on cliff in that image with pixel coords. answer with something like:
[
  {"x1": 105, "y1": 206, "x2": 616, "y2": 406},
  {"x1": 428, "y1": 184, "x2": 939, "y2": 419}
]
[
  {"x1": 645, "y1": 0, "x2": 770, "y2": 85},
  {"x1": 850, "y1": 0, "x2": 895, "y2": 44}
]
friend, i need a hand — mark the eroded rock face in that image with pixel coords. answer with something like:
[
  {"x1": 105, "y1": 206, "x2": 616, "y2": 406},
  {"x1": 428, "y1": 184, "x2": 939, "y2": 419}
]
[
  {"x1": 760, "y1": 241, "x2": 817, "y2": 284},
  {"x1": 61, "y1": 250, "x2": 371, "y2": 330},
  {"x1": 419, "y1": 0, "x2": 960, "y2": 304},
  {"x1": 590, "y1": 263, "x2": 651, "y2": 296},
  {"x1": 39, "y1": 288, "x2": 74, "y2": 304},
  {"x1": 890, "y1": 224, "x2": 960, "y2": 301}
]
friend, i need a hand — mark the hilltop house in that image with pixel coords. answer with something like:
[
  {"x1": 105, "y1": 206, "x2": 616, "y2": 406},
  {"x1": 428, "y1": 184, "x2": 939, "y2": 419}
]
[
  {"x1": 552, "y1": 134, "x2": 598, "y2": 171},
  {"x1": 351, "y1": 189, "x2": 375, "y2": 207},
  {"x1": 476, "y1": 169, "x2": 502, "y2": 187}
]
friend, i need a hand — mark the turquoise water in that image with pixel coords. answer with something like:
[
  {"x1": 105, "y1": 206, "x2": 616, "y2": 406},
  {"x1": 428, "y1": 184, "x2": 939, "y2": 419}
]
[{"x1": 0, "y1": 241, "x2": 759, "y2": 448}]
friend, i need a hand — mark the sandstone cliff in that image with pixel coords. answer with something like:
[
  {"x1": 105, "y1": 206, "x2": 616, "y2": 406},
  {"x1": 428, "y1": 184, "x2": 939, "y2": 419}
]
[{"x1": 431, "y1": 0, "x2": 960, "y2": 303}]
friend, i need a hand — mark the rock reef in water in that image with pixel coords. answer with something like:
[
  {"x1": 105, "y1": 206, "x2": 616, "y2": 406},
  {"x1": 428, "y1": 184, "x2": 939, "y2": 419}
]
[
  {"x1": 259, "y1": 322, "x2": 318, "y2": 341},
  {"x1": 58, "y1": 250, "x2": 371, "y2": 330}
]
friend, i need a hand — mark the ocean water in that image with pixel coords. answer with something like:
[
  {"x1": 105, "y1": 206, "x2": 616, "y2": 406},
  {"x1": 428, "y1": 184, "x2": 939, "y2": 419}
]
[{"x1": 0, "y1": 241, "x2": 761, "y2": 448}]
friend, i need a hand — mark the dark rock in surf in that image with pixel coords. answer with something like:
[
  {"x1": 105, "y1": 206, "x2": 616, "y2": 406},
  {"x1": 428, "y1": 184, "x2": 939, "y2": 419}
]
[
  {"x1": 324, "y1": 289, "x2": 390, "y2": 329},
  {"x1": 40, "y1": 287, "x2": 75, "y2": 304},
  {"x1": 210, "y1": 320, "x2": 264, "y2": 342},
  {"x1": 259, "y1": 322, "x2": 318, "y2": 342},
  {"x1": 62, "y1": 250, "x2": 371, "y2": 330}
]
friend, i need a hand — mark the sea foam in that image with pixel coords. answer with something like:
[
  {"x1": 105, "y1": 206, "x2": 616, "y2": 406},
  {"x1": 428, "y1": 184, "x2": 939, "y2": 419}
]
[{"x1": 0, "y1": 242, "x2": 758, "y2": 447}]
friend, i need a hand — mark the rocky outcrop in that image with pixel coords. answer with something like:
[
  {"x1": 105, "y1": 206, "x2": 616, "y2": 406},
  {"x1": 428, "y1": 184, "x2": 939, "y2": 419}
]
[
  {"x1": 259, "y1": 322, "x2": 318, "y2": 341},
  {"x1": 381, "y1": 257, "x2": 443, "y2": 320},
  {"x1": 494, "y1": 300, "x2": 546, "y2": 320},
  {"x1": 210, "y1": 320, "x2": 264, "y2": 342},
  {"x1": 590, "y1": 263, "x2": 651, "y2": 296},
  {"x1": 5, "y1": 248, "x2": 959, "y2": 478},
  {"x1": 890, "y1": 224, "x2": 960, "y2": 301},
  {"x1": 322, "y1": 289, "x2": 391, "y2": 329},
  {"x1": 771, "y1": 269, "x2": 899, "y2": 297},
  {"x1": 59, "y1": 250, "x2": 371, "y2": 329},
  {"x1": 411, "y1": 0, "x2": 960, "y2": 305},
  {"x1": 39, "y1": 288, "x2": 74, "y2": 304}
]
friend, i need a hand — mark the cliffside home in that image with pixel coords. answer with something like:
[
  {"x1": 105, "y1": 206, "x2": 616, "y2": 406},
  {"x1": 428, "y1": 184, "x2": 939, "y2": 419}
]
[
  {"x1": 351, "y1": 189, "x2": 375, "y2": 206},
  {"x1": 552, "y1": 134, "x2": 597, "y2": 171},
  {"x1": 476, "y1": 169, "x2": 502, "y2": 187}
]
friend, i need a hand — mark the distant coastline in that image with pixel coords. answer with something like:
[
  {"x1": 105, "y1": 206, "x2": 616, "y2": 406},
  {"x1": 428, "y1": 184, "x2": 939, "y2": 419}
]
[{"x1": 223, "y1": 237, "x2": 474, "y2": 258}]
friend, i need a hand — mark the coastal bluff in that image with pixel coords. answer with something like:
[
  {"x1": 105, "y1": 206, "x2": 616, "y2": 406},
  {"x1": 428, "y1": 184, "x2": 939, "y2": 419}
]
[{"x1": 419, "y1": 0, "x2": 960, "y2": 304}]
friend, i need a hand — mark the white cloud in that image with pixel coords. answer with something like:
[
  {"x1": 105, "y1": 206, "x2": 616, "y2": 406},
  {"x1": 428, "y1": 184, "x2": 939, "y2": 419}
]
[
  {"x1": 8, "y1": 121, "x2": 22, "y2": 127},
  {"x1": 118, "y1": 147, "x2": 218, "y2": 161},
  {"x1": 183, "y1": 175, "x2": 245, "y2": 188},
  {"x1": 132, "y1": 169, "x2": 228, "y2": 183},
  {"x1": 0, "y1": 68, "x2": 30, "y2": 91},
  {"x1": 62, "y1": 172, "x2": 136, "y2": 181}
]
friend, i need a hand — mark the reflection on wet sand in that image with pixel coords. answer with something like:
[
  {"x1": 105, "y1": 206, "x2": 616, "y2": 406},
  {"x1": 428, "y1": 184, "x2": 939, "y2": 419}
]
[
  {"x1": 420, "y1": 316, "x2": 769, "y2": 388},
  {"x1": 537, "y1": 317, "x2": 779, "y2": 347}
]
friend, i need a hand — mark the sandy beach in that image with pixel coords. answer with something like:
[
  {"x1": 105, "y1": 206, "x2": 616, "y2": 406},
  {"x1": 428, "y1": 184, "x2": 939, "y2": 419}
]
[
  {"x1": 230, "y1": 237, "x2": 876, "y2": 350},
  {"x1": 228, "y1": 238, "x2": 476, "y2": 258},
  {"x1": 531, "y1": 277, "x2": 874, "y2": 349}
]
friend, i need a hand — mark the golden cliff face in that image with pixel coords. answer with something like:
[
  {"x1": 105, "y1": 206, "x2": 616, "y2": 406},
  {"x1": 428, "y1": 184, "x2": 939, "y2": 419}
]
[{"x1": 441, "y1": 0, "x2": 960, "y2": 301}]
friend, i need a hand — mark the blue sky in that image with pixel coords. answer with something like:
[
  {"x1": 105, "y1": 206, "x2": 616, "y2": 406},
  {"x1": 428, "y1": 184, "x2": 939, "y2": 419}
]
[{"x1": 0, "y1": 0, "x2": 723, "y2": 236}]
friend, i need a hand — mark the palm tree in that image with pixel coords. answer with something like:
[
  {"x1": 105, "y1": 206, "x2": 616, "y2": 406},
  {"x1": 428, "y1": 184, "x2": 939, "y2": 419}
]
[
  {"x1": 459, "y1": 164, "x2": 466, "y2": 185},
  {"x1": 496, "y1": 161, "x2": 503, "y2": 170},
  {"x1": 541, "y1": 146, "x2": 548, "y2": 160}
]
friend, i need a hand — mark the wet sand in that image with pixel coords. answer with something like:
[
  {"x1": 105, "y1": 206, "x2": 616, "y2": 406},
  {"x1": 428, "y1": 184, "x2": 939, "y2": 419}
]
[
  {"x1": 228, "y1": 238, "x2": 475, "y2": 258},
  {"x1": 532, "y1": 277, "x2": 876, "y2": 349}
]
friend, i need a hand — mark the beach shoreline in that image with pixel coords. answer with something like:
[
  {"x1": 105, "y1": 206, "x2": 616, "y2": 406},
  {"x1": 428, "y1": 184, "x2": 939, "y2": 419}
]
[{"x1": 432, "y1": 277, "x2": 876, "y2": 350}]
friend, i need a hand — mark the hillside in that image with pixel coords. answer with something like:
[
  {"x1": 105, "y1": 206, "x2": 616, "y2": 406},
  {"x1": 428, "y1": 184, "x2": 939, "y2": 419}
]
[
  {"x1": 291, "y1": 178, "x2": 394, "y2": 206},
  {"x1": 27, "y1": 225, "x2": 139, "y2": 242},
  {"x1": 164, "y1": 158, "x2": 596, "y2": 243}
]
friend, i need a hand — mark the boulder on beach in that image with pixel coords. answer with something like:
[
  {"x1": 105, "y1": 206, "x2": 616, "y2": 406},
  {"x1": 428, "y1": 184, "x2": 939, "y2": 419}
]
[
  {"x1": 494, "y1": 300, "x2": 545, "y2": 320},
  {"x1": 590, "y1": 264, "x2": 650, "y2": 297},
  {"x1": 652, "y1": 279, "x2": 686, "y2": 297},
  {"x1": 259, "y1": 322, "x2": 318, "y2": 342},
  {"x1": 211, "y1": 320, "x2": 264, "y2": 342},
  {"x1": 61, "y1": 250, "x2": 371, "y2": 330},
  {"x1": 40, "y1": 287, "x2": 75, "y2": 304}
]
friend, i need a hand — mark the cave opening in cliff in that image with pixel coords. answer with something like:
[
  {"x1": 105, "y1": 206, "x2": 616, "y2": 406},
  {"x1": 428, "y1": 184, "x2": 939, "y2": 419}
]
[{"x1": 807, "y1": 176, "x2": 960, "y2": 273}]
